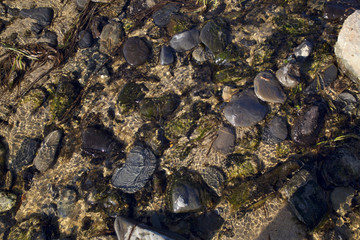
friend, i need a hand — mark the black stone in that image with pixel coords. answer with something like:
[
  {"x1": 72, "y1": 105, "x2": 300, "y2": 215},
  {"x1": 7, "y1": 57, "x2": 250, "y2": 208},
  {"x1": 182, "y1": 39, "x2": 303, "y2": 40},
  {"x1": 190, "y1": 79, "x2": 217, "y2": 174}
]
[
  {"x1": 78, "y1": 30, "x2": 93, "y2": 49},
  {"x1": 19, "y1": 7, "x2": 54, "y2": 26},
  {"x1": 193, "y1": 212, "x2": 224, "y2": 239},
  {"x1": 123, "y1": 37, "x2": 150, "y2": 66},
  {"x1": 200, "y1": 20, "x2": 229, "y2": 54},
  {"x1": 152, "y1": 3, "x2": 180, "y2": 27},
  {"x1": 159, "y1": 45, "x2": 174, "y2": 65},
  {"x1": 262, "y1": 116, "x2": 288, "y2": 144},
  {"x1": 11, "y1": 138, "x2": 40, "y2": 172},
  {"x1": 212, "y1": 126, "x2": 236, "y2": 154},
  {"x1": 81, "y1": 128, "x2": 115, "y2": 157}
]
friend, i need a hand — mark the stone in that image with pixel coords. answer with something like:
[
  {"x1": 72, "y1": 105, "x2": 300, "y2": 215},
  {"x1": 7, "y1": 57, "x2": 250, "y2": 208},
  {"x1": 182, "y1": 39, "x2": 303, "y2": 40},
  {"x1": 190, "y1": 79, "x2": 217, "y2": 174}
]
[
  {"x1": 289, "y1": 180, "x2": 328, "y2": 229},
  {"x1": 38, "y1": 30, "x2": 58, "y2": 47},
  {"x1": 111, "y1": 145, "x2": 157, "y2": 193},
  {"x1": 305, "y1": 64, "x2": 338, "y2": 94},
  {"x1": 76, "y1": 0, "x2": 90, "y2": 10},
  {"x1": 170, "y1": 181, "x2": 202, "y2": 213},
  {"x1": 212, "y1": 126, "x2": 236, "y2": 154},
  {"x1": 335, "y1": 11, "x2": 360, "y2": 84},
  {"x1": 170, "y1": 29, "x2": 200, "y2": 52},
  {"x1": 123, "y1": 37, "x2": 150, "y2": 66},
  {"x1": 19, "y1": 7, "x2": 54, "y2": 26},
  {"x1": 11, "y1": 138, "x2": 40, "y2": 172},
  {"x1": 152, "y1": 3, "x2": 180, "y2": 27},
  {"x1": 99, "y1": 22, "x2": 123, "y2": 55},
  {"x1": 139, "y1": 94, "x2": 180, "y2": 121},
  {"x1": 323, "y1": 2, "x2": 348, "y2": 21},
  {"x1": 224, "y1": 89, "x2": 268, "y2": 127},
  {"x1": 200, "y1": 20, "x2": 229, "y2": 54},
  {"x1": 114, "y1": 216, "x2": 186, "y2": 240},
  {"x1": 117, "y1": 82, "x2": 146, "y2": 112},
  {"x1": 276, "y1": 63, "x2": 301, "y2": 88},
  {"x1": 33, "y1": 130, "x2": 62, "y2": 172},
  {"x1": 78, "y1": 30, "x2": 93, "y2": 48},
  {"x1": 192, "y1": 46, "x2": 209, "y2": 63},
  {"x1": 0, "y1": 191, "x2": 16, "y2": 212},
  {"x1": 195, "y1": 211, "x2": 224, "y2": 239},
  {"x1": 82, "y1": 128, "x2": 116, "y2": 157},
  {"x1": 200, "y1": 166, "x2": 226, "y2": 197},
  {"x1": 320, "y1": 148, "x2": 360, "y2": 187},
  {"x1": 262, "y1": 116, "x2": 288, "y2": 144},
  {"x1": 254, "y1": 71, "x2": 286, "y2": 103},
  {"x1": 293, "y1": 39, "x2": 312, "y2": 62},
  {"x1": 136, "y1": 123, "x2": 170, "y2": 156},
  {"x1": 159, "y1": 45, "x2": 174, "y2": 65},
  {"x1": 291, "y1": 103, "x2": 326, "y2": 146},
  {"x1": 57, "y1": 187, "x2": 78, "y2": 218},
  {"x1": 331, "y1": 187, "x2": 355, "y2": 216}
]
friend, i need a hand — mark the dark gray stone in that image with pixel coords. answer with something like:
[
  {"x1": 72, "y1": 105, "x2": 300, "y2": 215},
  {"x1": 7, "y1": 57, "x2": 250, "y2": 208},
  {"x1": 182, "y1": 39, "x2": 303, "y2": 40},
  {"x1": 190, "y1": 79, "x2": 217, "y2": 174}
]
[
  {"x1": 170, "y1": 181, "x2": 202, "y2": 213},
  {"x1": 224, "y1": 89, "x2": 268, "y2": 127},
  {"x1": 78, "y1": 30, "x2": 93, "y2": 49},
  {"x1": 276, "y1": 63, "x2": 301, "y2": 88},
  {"x1": 262, "y1": 116, "x2": 288, "y2": 144},
  {"x1": 305, "y1": 64, "x2": 338, "y2": 94},
  {"x1": 39, "y1": 30, "x2": 58, "y2": 47},
  {"x1": 11, "y1": 138, "x2": 40, "y2": 172},
  {"x1": 139, "y1": 94, "x2": 180, "y2": 121},
  {"x1": 99, "y1": 22, "x2": 123, "y2": 55},
  {"x1": 152, "y1": 3, "x2": 180, "y2": 27},
  {"x1": 19, "y1": 7, "x2": 54, "y2": 26},
  {"x1": 111, "y1": 145, "x2": 156, "y2": 193},
  {"x1": 123, "y1": 37, "x2": 150, "y2": 66},
  {"x1": 289, "y1": 180, "x2": 328, "y2": 229},
  {"x1": 33, "y1": 130, "x2": 62, "y2": 172},
  {"x1": 82, "y1": 128, "x2": 114, "y2": 156},
  {"x1": 159, "y1": 45, "x2": 174, "y2": 65},
  {"x1": 57, "y1": 187, "x2": 78, "y2": 218},
  {"x1": 200, "y1": 20, "x2": 228, "y2": 54},
  {"x1": 170, "y1": 29, "x2": 200, "y2": 52},
  {"x1": 200, "y1": 166, "x2": 226, "y2": 196},
  {"x1": 254, "y1": 71, "x2": 286, "y2": 103},
  {"x1": 212, "y1": 126, "x2": 236, "y2": 154},
  {"x1": 195, "y1": 211, "x2": 224, "y2": 239}
]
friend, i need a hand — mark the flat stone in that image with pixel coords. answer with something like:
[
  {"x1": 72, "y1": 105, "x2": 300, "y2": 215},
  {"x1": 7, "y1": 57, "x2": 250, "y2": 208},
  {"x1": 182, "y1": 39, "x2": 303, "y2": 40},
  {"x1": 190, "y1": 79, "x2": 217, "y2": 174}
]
[
  {"x1": 159, "y1": 45, "x2": 174, "y2": 65},
  {"x1": 0, "y1": 191, "x2": 16, "y2": 213},
  {"x1": 170, "y1": 29, "x2": 200, "y2": 52},
  {"x1": 262, "y1": 116, "x2": 288, "y2": 144},
  {"x1": 11, "y1": 138, "x2": 40, "y2": 172},
  {"x1": 276, "y1": 63, "x2": 301, "y2": 88},
  {"x1": 99, "y1": 22, "x2": 123, "y2": 55},
  {"x1": 335, "y1": 10, "x2": 360, "y2": 84},
  {"x1": 200, "y1": 20, "x2": 228, "y2": 54},
  {"x1": 254, "y1": 71, "x2": 286, "y2": 103},
  {"x1": 200, "y1": 166, "x2": 226, "y2": 197},
  {"x1": 123, "y1": 37, "x2": 150, "y2": 66},
  {"x1": 212, "y1": 126, "x2": 236, "y2": 154},
  {"x1": 224, "y1": 89, "x2": 268, "y2": 127},
  {"x1": 192, "y1": 46, "x2": 209, "y2": 62},
  {"x1": 170, "y1": 181, "x2": 202, "y2": 213},
  {"x1": 33, "y1": 130, "x2": 62, "y2": 172},
  {"x1": 152, "y1": 3, "x2": 180, "y2": 27},
  {"x1": 111, "y1": 145, "x2": 156, "y2": 193},
  {"x1": 19, "y1": 7, "x2": 54, "y2": 26}
]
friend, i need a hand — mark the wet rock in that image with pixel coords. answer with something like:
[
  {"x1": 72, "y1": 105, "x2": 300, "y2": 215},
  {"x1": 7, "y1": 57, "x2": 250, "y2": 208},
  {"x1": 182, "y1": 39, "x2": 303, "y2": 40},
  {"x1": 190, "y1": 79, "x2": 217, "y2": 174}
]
[
  {"x1": 82, "y1": 128, "x2": 118, "y2": 157},
  {"x1": 159, "y1": 45, "x2": 174, "y2": 65},
  {"x1": 200, "y1": 20, "x2": 229, "y2": 54},
  {"x1": 212, "y1": 126, "x2": 236, "y2": 154},
  {"x1": 111, "y1": 145, "x2": 157, "y2": 193},
  {"x1": 194, "y1": 211, "x2": 224, "y2": 239},
  {"x1": 224, "y1": 89, "x2": 268, "y2": 127},
  {"x1": 7, "y1": 215, "x2": 52, "y2": 240},
  {"x1": 139, "y1": 94, "x2": 180, "y2": 121},
  {"x1": 123, "y1": 37, "x2": 150, "y2": 66},
  {"x1": 214, "y1": 64, "x2": 253, "y2": 83},
  {"x1": 10, "y1": 138, "x2": 40, "y2": 172},
  {"x1": 192, "y1": 46, "x2": 210, "y2": 63},
  {"x1": 38, "y1": 30, "x2": 58, "y2": 47},
  {"x1": 338, "y1": 92, "x2": 357, "y2": 114},
  {"x1": 254, "y1": 71, "x2": 286, "y2": 103},
  {"x1": 320, "y1": 148, "x2": 360, "y2": 187},
  {"x1": 114, "y1": 216, "x2": 186, "y2": 240},
  {"x1": 335, "y1": 10, "x2": 360, "y2": 84},
  {"x1": 99, "y1": 22, "x2": 124, "y2": 55},
  {"x1": 136, "y1": 123, "x2": 170, "y2": 156},
  {"x1": 289, "y1": 180, "x2": 328, "y2": 229},
  {"x1": 166, "y1": 14, "x2": 192, "y2": 36},
  {"x1": 76, "y1": 0, "x2": 90, "y2": 10},
  {"x1": 78, "y1": 30, "x2": 93, "y2": 49},
  {"x1": 305, "y1": 64, "x2": 338, "y2": 94},
  {"x1": 170, "y1": 29, "x2": 200, "y2": 52},
  {"x1": 331, "y1": 187, "x2": 355, "y2": 216},
  {"x1": 19, "y1": 7, "x2": 54, "y2": 26},
  {"x1": 262, "y1": 116, "x2": 288, "y2": 144},
  {"x1": 170, "y1": 181, "x2": 202, "y2": 213},
  {"x1": 323, "y1": 3, "x2": 348, "y2": 21},
  {"x1": 276, "y1": 63, "x2": 301, "y2": 88},
  {"x1": 57, "y1": 186, "x2": 78, "y2": 218},
  {"x1": 33, "y1": 130, "x2": 62, "y2": 172},
  {"x1": 200, "y1": 167, "x2": 226, "y2": 197},
  {"x1": 117, "y1": 82, "x2": 146, "y2": 112},
  {"x1": 0, "y1": 191, "x2": 16, "y2": 212},
  {"x1": 152, "y1": 3, "x2": 180, "y2": 27},
  {"x1": 293, "y1": 39, "x2": 312, "y2": 62},
  {"x1": 291, "y1": 104, "x2": 326, "y2": 146}
]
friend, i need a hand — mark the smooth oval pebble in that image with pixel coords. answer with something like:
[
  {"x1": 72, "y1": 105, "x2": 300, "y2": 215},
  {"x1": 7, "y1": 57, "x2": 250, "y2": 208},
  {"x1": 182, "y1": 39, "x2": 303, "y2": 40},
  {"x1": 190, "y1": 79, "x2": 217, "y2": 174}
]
[
  {"x1": 33, "y1": 130, "x2": 62, "y2": 172},
  {"x1": 170, "y1": 29, "x2": 200, "y2": 52},
  {"x1": 78, "y1": 30, "x2": 93, "y2": 48},
  {"x1": 111, "y1": 145, "x2": 156, "y2": 193},
  {"x1": 212, "y1": 126, "x2": 236, "y2": 154},
  {"x1": 262, "y1": 116, "x2": 288, "y2": 144},
  {"x1": 123, "y1": 37, "x2": 150, "y2": 66},
  {"x1": 224, "y1": 89, "x2": 268, "y2": 127},
  {"x1": 170, "y1": 182, "x2": 202, "y2": 213},
  {"x1": 82, "y1": 128, "x2": 114, "y2": 156},
  {"x1": 159, "y1": 45, "x2": 174, "y2": 65},
  {"x1": 254, "y1": 71, "x2": 286, "y2": 103},
  {"x1": 276, "y1": 63, "x2": 301, "y2": 88}
]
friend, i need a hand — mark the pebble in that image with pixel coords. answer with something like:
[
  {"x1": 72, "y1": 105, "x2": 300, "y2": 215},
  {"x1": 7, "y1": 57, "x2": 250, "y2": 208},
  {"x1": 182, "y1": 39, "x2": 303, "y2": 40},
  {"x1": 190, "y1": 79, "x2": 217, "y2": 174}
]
[
  {"x1": 195, "y1": 212, "x2": 224, "y2": 239},
  {"x1": 111, "y1": 145, "x2": 157, "y2": 193},
  {"x1": 33, "y1": 130, "x2": 62, "y2": 172},
  {"x1": 254, "y1": 71, "x2": 286, "y2": 103},
  {"x1": 293, "y1": 39, "x2": 313, "y2": 62},
  {"x1": 276, "y1": 63, "x2": 301, "y2": 88},
  {"x1": 78, "y1": 30, "x2": 93, "y2": 49},
  {"x1": 19, "y1": 7, "x2": 54, "y2": 26},
  {"x1": 0, "y1": 191, "x2": 16, "y2": 212},
  {"x1": 159, "y1": 45, "x2": 174, "y2": 65},
  {"x1": 117, "y1": 82, "x2": 146, "y2": 112},
  {"x1": 200, "y1": 166, "x2": 226, "y2": 197},
  {"x1": 291, "y1": 104, "x2": 326, "y2": 146},
  {"x1": 82, "y1": 128, "x2": 115, "y2": 157},
  {"x1": 57, "y1": 187, "x2": 78, "y2": 218},
  {"x1": 212, "y1": 126, "x2": 236, "y2": 154},
  {"x1": 200, "y1": 20, "x2": 228, "y2": 54},
  {"x1": 170, "y1": 181, "x2": 202, "y2": 213},
  {"x1": 170, "y1": 29, "x2": 200, "y2": 52},
  {"x1": 192, "y1": 46, "x2": 209, "y2": 62},
  {"x1": 76, "y1": 0, "x2": 90, "y2": 10},
  {"x1": 139, "y1": 94, "x2": 180, "y2": 121},
  {"x1": 38, "y1": 30, "x2": 58, "y2": 47},
  {"x1": 123, "y1": 37, "x2": 150, "y2": 66},
  {"x1": 224, "y1": 89, "x2": 268, "y2": 127},
  {"x1": 99, "y1": 22, "x2": 123, "y2": 55},
  {"x1": 305, "y1": 64, "x2": 338, "y2": 94},
  {"x1": 10, "y1": 138, "x2": 40, "y2": 172},
  {"x1": 152, "y1": 3, "x2": 180, "y2": 27},
  {"x1": 114, "y1": 216, "x2": 186, "y2": 240},
  {"x1": 323, "y1": 3, "x2": 348, "y2": 21},
  {"x1": 262, "y1": 116, "x2": 288, "y2": 144},
  {"x1": 289, "y1": 180, "x2": 328, "y2": 229}
]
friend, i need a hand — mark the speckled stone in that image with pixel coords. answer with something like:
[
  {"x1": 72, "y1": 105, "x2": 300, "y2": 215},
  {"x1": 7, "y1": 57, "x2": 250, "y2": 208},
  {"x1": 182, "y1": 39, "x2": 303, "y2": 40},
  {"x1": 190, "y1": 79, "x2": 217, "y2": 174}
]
[
  {"x1": 262, "y1": 116, "x2": 288, "y2": 144},
  {"x1": 170, "y1": 29, "x2": 200, "y2": 52},
  {"x1": 11, "y1": 138, "x2": 40, "y2": 172},
  {"x1": 254, "y1": 71, "x2": 286, "y2": 103},
  {"x1": 123, "y1": 37, "x2": 150, "y2": 66},
  {"x1": 99, "y1": 22, "x2": 124, "y2": 55}
]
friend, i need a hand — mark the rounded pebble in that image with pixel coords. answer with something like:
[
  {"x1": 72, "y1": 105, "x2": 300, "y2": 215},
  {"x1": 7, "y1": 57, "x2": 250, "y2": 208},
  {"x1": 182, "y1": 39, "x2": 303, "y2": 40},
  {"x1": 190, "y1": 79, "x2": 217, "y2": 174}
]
[
  {"x1": 254, "y1": 71, "x2": 286, "y2": 103},
  {"x1": 276, "y1": 63, "x2": 301, "y2": 88},
  {"x1": 123, "y1": 37, "x2": 150, "y2": 66},
  {"x1": 159, "y1": 45, "x2": 174, "y2": 65},
  {"x1": 170, "y1": 29, "x2": 200, "y2": 52},
  {"x1": 212, "y1": 126, "x2": 236, "y2": 154}
]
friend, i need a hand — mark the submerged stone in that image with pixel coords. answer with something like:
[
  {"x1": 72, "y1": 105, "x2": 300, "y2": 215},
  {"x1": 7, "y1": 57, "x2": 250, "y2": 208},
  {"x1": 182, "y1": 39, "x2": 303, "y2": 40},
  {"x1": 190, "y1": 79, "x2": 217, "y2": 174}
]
[
  {"x1": 276, "y1": 63, "x2": 301, "y2": 88},
  {"x1": 224, "y1": 89, "x2": 268, "y2": 127},
  {"x1": 152, "y1": 3, "x2": 180, "y2": 27},
  {"x1": 123, "y1": 37, "x2": 150, "y2": 66},
  {"x1": 111, "y1": 145, "x2": 156, "y2": 193},
  {"x1": 78, "y1": 30, "x2": 93, "y2": 49},
  {"x1": 0, "y1": 191, "x2": 16, "y2": 212},
  {"x1": 19, "y1": 7, "x2": 54, "y2": 26},
  {"x1": 159, "y1": 45, "x2": 174, "y2": 65},
  {"x1": 11, "y1": 138, "x2": 40, "y2": 172},
  {"x1": 170, "y1": 181, "x2": 202, "y2": 213},
  {"x1": 33, "y1": 130, "x2": 62, "y2": 172},
  {"x1": 139, "y1": 94, "x2": 180, "y2": 121},
  {"x1": 81, "y1": 128, "x2": 116, "y2": 157},
  {"x1": 262, "y1": 116, "x2": 288, "y2": 144},
  {"x1": 254, "y1": 71, "x2": 286, "y2": 103},
  {"x1": 99, "y1": 22, "x2": 124, "y2": 55},
  {"x1": 212, "y1": 126, "x2": 236, "y2": 154},
  {"x1": 200, "y1": 166, "x2": 226, "y2": 197},
  {"x1": 170, "y1": 29, "x2": 200, "y2": 52},
  {"x1": 200, "y1": 20, "x2": 228, "y2": 54},
  {"x1": 117, "y1": 82, "x2": 146, "y2": 112},
  {"x1": 305, "y1": 64, "x2": 338, "y2": 94},
  {"x1": 57, "y1": 187, "x2": 78, "y2": 218}
]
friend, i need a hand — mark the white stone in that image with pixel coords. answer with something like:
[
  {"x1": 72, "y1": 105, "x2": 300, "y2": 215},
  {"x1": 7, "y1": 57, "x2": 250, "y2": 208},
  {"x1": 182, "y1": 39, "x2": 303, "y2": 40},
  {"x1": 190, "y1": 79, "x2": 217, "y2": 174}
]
[{"x1": 335, "y1": 10, "x2": 360, "y2": 84}]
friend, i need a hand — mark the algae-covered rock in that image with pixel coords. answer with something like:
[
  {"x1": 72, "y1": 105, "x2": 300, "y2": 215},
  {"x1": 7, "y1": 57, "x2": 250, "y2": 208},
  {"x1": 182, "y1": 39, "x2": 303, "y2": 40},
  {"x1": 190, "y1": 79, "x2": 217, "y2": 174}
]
[
  {"x1": 200, "y1": 19, "x2": 229, "y2": 54},
  {"x1": 166, "y1": 14, "x2": 192, "y2": 36},
  {"x1": 7, "y1": 215, "x2": 52, "y2": 240},
  {"x1": 139, "y1": 94, "x2": 180, "y2": 121},
  {"x1": 214, "y1": 65, "x2": 253, "y2": 83},
  {"x1": 0, "y1": 191, "x2": 16, "y2": 212},
  {"x1": 116, "y1": 82, "x2": 146, "y2": 112}
]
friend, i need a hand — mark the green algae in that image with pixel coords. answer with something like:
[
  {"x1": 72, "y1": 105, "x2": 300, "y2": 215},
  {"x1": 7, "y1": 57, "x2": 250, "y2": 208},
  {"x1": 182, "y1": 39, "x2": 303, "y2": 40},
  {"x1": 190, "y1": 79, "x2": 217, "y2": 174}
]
[{"x1": 117, "y1": 82, "x2": 146, "y2": 113}]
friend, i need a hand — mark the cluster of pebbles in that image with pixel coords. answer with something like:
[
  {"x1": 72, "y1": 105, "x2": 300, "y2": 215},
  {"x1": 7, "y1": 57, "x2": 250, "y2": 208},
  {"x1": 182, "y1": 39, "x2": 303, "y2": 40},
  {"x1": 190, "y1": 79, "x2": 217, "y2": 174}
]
[{"x1": 1, "y1": 0, "x2": 360, "y2": 239}]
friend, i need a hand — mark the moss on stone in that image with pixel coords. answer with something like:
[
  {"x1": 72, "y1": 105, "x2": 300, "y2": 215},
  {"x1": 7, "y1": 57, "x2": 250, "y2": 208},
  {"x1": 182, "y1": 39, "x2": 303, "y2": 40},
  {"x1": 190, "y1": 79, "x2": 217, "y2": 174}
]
[
  {"x1": 117, "y1": 82, "x2": 145, "y2": 113},
  {"x1": 165, "y1": 114, "x2": 196, "y2": 140},
  {"x1": 214, "y1": 64, "x2": 253, "y2": 83},
  {"x1": 225, "y1": 181, "x2": 252, "y2": 210},
  {"x1": 166, "y1": 14, "x2": 192, "y2": 36}
]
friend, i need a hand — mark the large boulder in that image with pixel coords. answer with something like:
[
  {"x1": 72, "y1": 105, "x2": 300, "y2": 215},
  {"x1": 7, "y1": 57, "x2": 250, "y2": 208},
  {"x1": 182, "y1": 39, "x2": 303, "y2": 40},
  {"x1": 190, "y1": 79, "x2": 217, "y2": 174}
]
[{"x1": 335, "y1": 10, "x2": 360, "y2": 85}]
